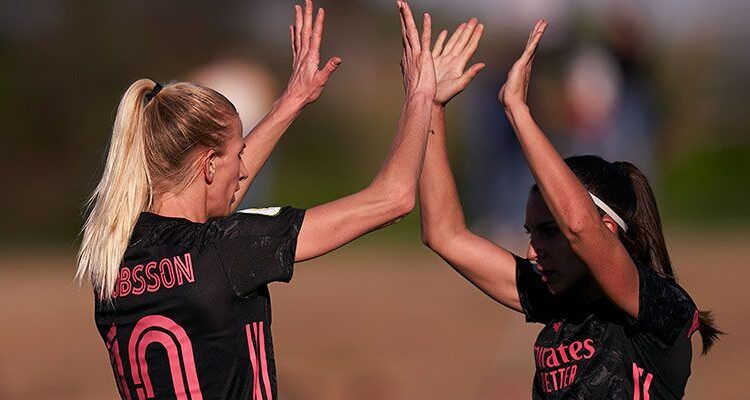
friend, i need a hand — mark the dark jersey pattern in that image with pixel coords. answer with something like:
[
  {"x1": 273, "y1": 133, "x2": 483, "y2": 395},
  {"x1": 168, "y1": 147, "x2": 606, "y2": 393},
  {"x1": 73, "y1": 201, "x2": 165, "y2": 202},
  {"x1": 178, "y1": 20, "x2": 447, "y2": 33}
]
[
  {"x1": 95, "y1": 206, "x2": 305, "y2": 400},
  {"x1": 516, "y1": 256, "x2": 700, "y2": 399}
]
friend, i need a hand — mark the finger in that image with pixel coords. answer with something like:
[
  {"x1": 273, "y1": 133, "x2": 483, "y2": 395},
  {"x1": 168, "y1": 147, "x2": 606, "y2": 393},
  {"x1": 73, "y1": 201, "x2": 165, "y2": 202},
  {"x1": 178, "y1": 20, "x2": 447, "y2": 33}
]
[
  {"x1": 290, "y1": 25, "x2": 297, "y2": 65},
  {"x1": 420, "y1": 13, "x2": 432, "y2": 55},
  {"x1": 441, "y1": 22, "x2": 466, "y2": 56},
  {"x1": 397, "y1": 2, "x2": 410, "y2": 54},
  {"x1": 462, "y1": 62, "x2": 486, "y2": 82},
  {"x1": 459, "y1": 23, "x2": 484, "y2": 64},
  {"x1": 457, "y1": 62, "x2": 486, "y2": 93},
  {"x1": 400, "y1": 1, "x2": 421, "y2": 52},
  {"x1": 451, "y1": 17, "x2": 478, "y2": 56},
  {"x1": 294, "y1": 5, "x2": 303, "y2": 53},
  {"x1": 432, "y1": 29, "x2": 447, "y2": 58},
  {"x1": 526, "y1": 20, "x2": 542, "y2": 46},
  {"x1": 301, "y1": 0, "x2": 314, "y2": 53},
  {"x1": 316, "y1": 56, "x2": 343, "y2": 84},
  {"x1": 310, "y1": 7, "x2": 325, "y2": 58},
  {"x1": 520, "y1": 20, "x2": 547, "y2": 64}
]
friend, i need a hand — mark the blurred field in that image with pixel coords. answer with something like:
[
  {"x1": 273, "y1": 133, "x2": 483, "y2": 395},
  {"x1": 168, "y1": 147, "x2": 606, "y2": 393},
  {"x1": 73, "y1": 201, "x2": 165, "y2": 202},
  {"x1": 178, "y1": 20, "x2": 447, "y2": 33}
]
[{"x1": 0, "y1": 230, "x2": 748, "y2": 400}]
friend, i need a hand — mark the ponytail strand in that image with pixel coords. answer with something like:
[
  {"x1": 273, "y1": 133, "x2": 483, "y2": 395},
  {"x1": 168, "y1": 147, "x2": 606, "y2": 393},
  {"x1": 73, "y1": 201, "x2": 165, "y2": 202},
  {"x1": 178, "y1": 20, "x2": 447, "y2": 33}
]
[
  {"x1": 76, "y1": 79, "x2": 156, "y2": 299},
  {"x1": 616, "y1": 161, "x2": 723, "y2": 354}
]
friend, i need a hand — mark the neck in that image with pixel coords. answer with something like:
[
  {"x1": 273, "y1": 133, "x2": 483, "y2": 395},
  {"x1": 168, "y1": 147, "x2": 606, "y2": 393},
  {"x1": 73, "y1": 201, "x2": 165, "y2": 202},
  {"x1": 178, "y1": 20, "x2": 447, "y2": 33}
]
[{"x1": 149, "y1": 185, "x2": 207, "y2": 223}]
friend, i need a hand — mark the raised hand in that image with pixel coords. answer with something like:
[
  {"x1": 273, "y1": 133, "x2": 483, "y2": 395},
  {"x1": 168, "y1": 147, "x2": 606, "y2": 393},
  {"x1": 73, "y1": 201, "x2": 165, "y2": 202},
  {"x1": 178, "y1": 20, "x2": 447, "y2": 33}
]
[
  {"x1": 285, "y1": 0, "x2": 342, "y2": 107},
  {"x1": 397, "y1": 1, "x2": 437, "y2": 99},
  {"x1": 432, "y1": 18, "x2": 486, "y2": 105},
  {"x1": 498, "y1": 19, "x2": 548, "y2": 109}
]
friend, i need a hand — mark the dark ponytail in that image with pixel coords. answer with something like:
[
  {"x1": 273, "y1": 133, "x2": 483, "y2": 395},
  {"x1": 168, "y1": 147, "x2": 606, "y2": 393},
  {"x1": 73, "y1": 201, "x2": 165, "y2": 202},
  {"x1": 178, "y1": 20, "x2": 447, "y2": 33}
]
[
  {"x1": 546, "y1": 155, "x2": 723, "y2": 354},
  {"x1": 697, "y1": 310, "x2": 722, "y2": 354},
  {"x1": 612, "y1": 161, "x2": 673, "y2": 279}
]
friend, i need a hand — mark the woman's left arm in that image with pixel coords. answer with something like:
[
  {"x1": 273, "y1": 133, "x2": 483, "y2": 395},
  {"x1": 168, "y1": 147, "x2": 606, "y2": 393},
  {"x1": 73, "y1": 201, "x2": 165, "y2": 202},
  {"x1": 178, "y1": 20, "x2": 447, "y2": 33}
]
[
  {"x1": 500, "y1": 21, "x2": 640, "y2": 317},
  {"x1": 231, "y1": 0, "x2": 342, "y2": 211},
  {"x1": 294, "y1": 0, "x2": 435, "y2": 262}
]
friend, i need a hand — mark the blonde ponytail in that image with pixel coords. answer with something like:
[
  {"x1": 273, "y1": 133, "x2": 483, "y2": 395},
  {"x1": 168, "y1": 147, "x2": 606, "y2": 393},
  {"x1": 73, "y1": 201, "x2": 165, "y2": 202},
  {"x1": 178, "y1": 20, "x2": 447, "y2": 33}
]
[
  {"x1": 76, "y1": 79, "x2": 155, "y2": 299},
  {"x1": 77, "y1": 79, "x2": 237, "y2": 299}
]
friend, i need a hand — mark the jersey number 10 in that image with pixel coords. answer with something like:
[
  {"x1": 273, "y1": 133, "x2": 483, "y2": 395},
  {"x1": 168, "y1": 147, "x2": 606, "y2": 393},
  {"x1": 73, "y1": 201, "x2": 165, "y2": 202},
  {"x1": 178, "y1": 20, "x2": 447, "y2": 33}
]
[{"x1": 105, "y1": 316, "x2": 274, "y2": 400}]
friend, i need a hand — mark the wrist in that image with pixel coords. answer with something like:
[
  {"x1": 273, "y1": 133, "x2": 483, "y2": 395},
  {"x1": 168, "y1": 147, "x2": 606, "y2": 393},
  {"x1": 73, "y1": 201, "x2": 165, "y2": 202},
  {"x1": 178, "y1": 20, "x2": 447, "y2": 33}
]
[
  {"x1": 273, "y1": 93, "x2": 305, "y2": 118},
  {"x1": 432, "y1": 98, "x2": 448, "y2": 107},
  {"x1": 504, "y1": 99, "x2": 529, "y2": 115},
  {"x1": 406, "y1": 90, "x2": 435, "y2": 104}
]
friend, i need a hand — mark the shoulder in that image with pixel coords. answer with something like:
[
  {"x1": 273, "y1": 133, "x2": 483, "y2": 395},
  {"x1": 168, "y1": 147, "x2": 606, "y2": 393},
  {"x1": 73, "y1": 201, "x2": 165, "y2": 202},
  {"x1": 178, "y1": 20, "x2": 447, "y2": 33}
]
[
  {"x1": 635, "y1": 264, "x2": 696, "y2": 312},
  {"x1": 204, "y1": 206, "x2": 306, "y2": 241},
  {"x1": 631, "y1": 264, "x2": 697, "y2": 345}
]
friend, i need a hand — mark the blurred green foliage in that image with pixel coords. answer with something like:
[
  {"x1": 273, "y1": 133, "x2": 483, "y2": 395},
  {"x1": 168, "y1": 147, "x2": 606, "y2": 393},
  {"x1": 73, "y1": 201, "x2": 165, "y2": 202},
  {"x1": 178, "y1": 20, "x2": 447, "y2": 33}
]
[{"x1": 662, "y1": 145, "x2": 750, "y2": 227}]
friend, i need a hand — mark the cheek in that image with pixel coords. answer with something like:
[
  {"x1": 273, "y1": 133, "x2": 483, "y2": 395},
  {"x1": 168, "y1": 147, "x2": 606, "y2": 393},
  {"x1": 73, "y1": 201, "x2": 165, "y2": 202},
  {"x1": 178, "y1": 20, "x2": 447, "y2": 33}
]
[
  {"x1": 221, "y1": 160, "x2": 241, "y2": 185},
  {"x1": 549, "y1": 239, "x2": 586, "y2": 273}
]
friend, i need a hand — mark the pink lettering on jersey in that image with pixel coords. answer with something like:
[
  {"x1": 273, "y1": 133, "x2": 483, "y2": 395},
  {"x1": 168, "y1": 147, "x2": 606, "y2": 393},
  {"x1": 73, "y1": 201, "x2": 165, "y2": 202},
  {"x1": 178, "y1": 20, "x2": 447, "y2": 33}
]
[
  {"x1": 174, "y1": 253, "x2": 195, "y2": 285},
  {"x1": 246, "y1": 322, "x2": 273, "y2": 400},
  {"x1": 534, "y1": 338, "x2": 598, "y2": 393},
  {"x1": 159, "y1": 258, "x2": 176, "y2": 289},
  {"x1": 145, "y1": 262, "x2": 160, "y2": 292},
  {"x1": 131, "y1": 264, "x2": 146, "y2": 295},
  {"x1": 114, "y1": 253, "x2": 194, "y2": 299},
  {"x1": 106, "y1": 324, "x2": 133, "y2": 400},
  {"x1": 128, "y1": 315, "x2": 203, "y2": 400},
  {"x1": 632, "y1": 362, "x2": 653, "y2": 400},
  {"x1": 118, "y1": 268, "x2": 132, "y2": 297}
]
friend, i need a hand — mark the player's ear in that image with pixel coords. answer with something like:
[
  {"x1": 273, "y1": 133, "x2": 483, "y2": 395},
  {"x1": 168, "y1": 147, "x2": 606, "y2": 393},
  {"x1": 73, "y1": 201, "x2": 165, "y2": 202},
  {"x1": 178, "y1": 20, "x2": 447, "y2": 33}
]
[
  {"x1": 602, "y1": 215, "x2": 619, "y2": 235},
  {"x1": 203, "y1": 150, "x2": 217, "y2": 185}
]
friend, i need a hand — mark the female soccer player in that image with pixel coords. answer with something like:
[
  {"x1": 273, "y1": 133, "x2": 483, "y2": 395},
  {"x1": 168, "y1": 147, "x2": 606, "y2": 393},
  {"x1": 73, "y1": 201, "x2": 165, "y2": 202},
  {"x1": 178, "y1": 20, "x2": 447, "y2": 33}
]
[
  {"x1": 419, "y1": 19, "x2": 720, "y2": 398},
  {"x1": 76, "y1": 1, "x2": 435, "y2": 399}
]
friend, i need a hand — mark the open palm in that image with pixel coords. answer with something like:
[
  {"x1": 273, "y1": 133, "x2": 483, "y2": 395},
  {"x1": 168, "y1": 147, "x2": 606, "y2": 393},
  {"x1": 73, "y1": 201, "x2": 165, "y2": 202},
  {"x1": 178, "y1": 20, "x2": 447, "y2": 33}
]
[
  {"x1": 498, "y1": 19, "x2": 547, "y2": 108},
  {"x1": 432, "y1": 18, "x2": 486, "y2": 105},
  {"x1": 286, "y1": 0, "x2": 342, "y2": 107}
]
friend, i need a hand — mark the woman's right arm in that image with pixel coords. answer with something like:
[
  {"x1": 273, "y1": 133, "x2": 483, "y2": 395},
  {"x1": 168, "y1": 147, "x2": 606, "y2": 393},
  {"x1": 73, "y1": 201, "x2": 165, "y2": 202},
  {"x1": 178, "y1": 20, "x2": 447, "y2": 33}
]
[
  {"x1": 419, "y1": 19, "x2": 523, "y2": 313},
  {"x1": 294, "y1": 1, "x2": 436, "y2": 262}
]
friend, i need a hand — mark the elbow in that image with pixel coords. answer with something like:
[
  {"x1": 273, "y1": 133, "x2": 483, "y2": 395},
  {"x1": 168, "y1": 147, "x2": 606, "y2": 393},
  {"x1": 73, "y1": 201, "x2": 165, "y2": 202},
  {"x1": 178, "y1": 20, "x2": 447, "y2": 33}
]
[
  {"x1": 391, "y1": 190, "x2": 416, "y2": 221},
  {"x1": 421, "y1": 232, "x2": 443, "y2": 254},
  {"x1": 420, "y1": 221, "x2": 443, "y2": 250},
  {"x1": 374, "y1": 182, "x2": 415, "y2": 223},
  {"x1": 421, "y1": 229, "x2": 434, "y2": 249},
  {"x1": 562, "y1": 213, "x2": 603, "y2": 244},
  {"x1": 421, "y1": 224, "x2": 458, "y2": 255}
]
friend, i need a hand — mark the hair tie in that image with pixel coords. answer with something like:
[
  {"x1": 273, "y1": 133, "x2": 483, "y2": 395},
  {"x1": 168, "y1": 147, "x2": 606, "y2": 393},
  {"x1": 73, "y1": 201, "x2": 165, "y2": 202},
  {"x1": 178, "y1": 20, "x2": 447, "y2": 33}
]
[
  {"x1": 145, "y1": 82, "x2": 163, "y2": 102},
  {"x1": 589, "y1": 192, "x2": 628, "y2": 232}
]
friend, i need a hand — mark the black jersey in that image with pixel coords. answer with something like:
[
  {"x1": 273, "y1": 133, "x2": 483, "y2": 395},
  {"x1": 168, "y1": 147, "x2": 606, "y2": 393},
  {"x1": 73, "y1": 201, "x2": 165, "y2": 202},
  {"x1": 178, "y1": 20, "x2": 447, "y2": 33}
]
[
  {"x1": 94, "y1": 206, "x2": 305, "y2": 400},
  {"x1": 515, "y1": 256, "x2": 699, "y2": 399}
]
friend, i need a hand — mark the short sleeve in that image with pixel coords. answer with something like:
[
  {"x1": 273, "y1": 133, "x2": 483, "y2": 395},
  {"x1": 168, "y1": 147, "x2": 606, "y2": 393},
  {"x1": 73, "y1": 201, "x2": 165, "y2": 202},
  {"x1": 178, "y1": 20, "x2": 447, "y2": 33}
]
[
  {"x1": 515, "y1": 255, "x2": 559, "y2": 323},
  {"x1": 209, "y1": 206, "x2": 305, "y2": 298},
  {"x1": 632, "y1": 265, "x2": 697, "y2": 346}
]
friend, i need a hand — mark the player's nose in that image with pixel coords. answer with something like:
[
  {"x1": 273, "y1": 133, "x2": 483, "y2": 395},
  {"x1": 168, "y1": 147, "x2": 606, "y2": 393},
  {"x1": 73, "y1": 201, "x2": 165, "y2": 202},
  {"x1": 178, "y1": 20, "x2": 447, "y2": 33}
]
[{"x1": 239, "y1": 160, "x2": 249, "y2": 181}]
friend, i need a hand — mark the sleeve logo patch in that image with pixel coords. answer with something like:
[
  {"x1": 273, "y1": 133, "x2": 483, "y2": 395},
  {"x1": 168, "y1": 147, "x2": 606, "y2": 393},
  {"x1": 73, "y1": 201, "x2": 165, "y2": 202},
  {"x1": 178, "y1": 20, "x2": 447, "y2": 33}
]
[{"x1": 238, "y1": 207, "x2": 282, "y2": 217}]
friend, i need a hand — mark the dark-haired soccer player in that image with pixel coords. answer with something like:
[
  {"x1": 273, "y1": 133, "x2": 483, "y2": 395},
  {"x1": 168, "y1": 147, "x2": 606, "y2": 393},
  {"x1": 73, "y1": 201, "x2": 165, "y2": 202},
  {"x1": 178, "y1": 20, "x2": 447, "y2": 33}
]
[{"x1": 419, "y1": 19, "x2": 720, "y2": 399}]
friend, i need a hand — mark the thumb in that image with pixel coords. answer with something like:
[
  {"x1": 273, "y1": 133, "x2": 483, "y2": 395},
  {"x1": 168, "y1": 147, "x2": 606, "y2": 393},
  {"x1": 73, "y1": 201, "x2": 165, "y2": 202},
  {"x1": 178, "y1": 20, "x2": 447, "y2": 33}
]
[
  {"x1": 465, "y1": 62, "x2": 486, "y2": 79},
  {"x1": 460, "y1": 62, "x2": 486, "y2": 85},
  {"x1": 317, "y1": 57, "x2": 343, "y2": 83}
]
